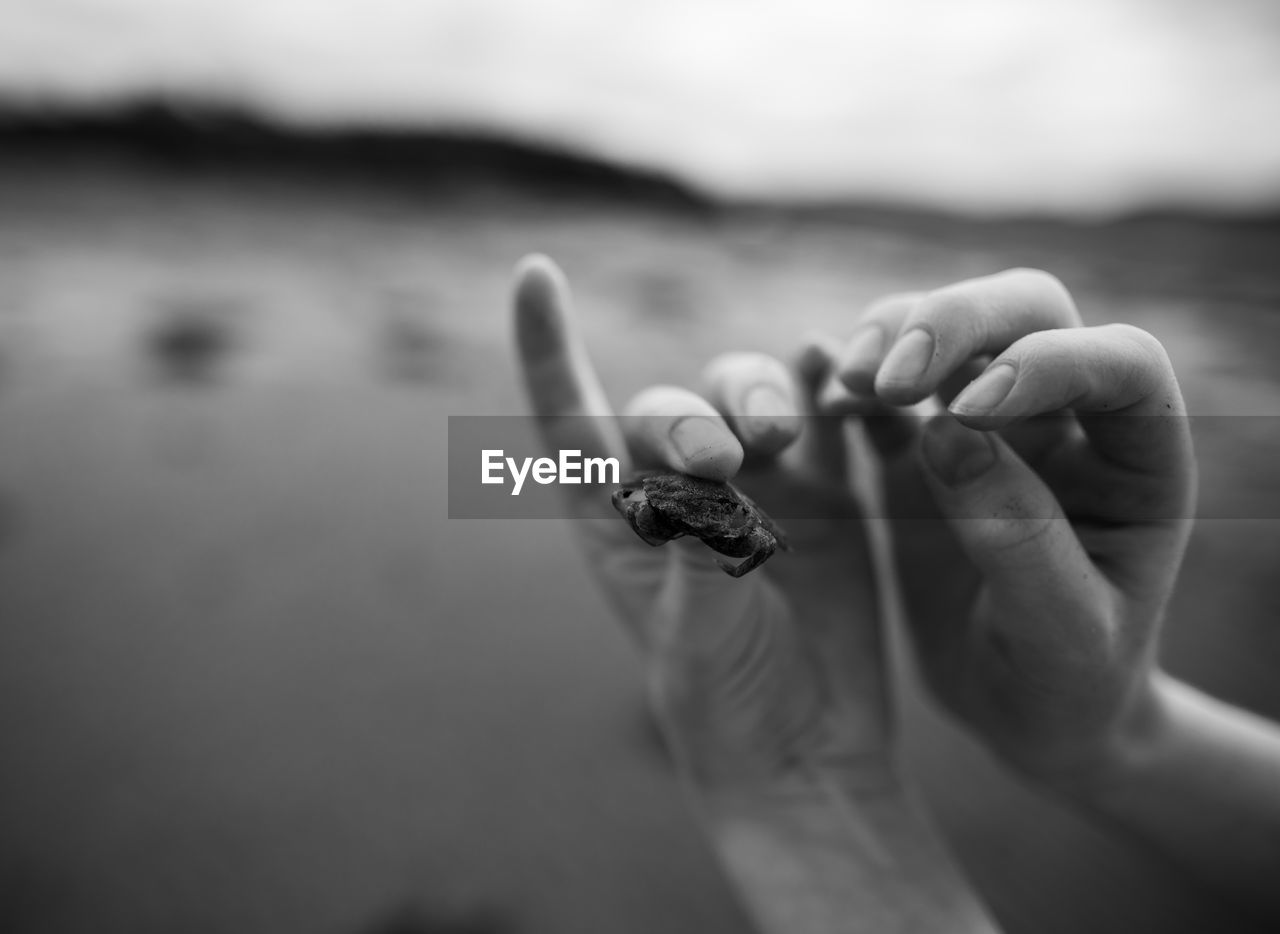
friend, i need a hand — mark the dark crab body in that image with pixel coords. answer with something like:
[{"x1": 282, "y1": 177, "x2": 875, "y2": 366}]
[{"x1": 611, "y1": 471, "x2": 791, "y2": 577}]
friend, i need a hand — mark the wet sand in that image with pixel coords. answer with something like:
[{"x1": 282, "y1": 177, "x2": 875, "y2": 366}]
[{"x1": 1, "y1": 166, "x2": 1278, "y2": 934}]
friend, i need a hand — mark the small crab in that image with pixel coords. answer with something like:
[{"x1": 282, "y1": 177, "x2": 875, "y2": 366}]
[{"x1": 611, "y1": 471, "x2": 791, "y2": 578}]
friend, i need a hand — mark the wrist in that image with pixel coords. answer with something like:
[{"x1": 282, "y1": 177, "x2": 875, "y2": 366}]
[
  {"x1": 1023, "y1": 673, "x2": 1280, "y2": 918},
  {"x1": 1022, "y1": 668, "x2": 1173, "y2": 803}
]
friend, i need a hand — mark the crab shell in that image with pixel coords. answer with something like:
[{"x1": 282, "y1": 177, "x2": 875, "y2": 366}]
[{"x1": 610, "y1": 472, "x2": 790, "y2": 576}]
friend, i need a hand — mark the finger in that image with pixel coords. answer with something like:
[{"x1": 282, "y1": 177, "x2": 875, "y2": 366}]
[
  {"x1": 936, "y1": 357, "x2": 990, "y2": 408},
  {"x1": 874, "y1": 269, "x2": 1083, "y2": 405},
  {"x1": 514, "y1": 255, "x2": 629, "y2": 471},
  {"x1": 946, "y1": 324, "x2": 1193, "y2": 481},
  {"x1": 700, "y1": 351, "x2": 802, "y2": 459},
  {"x1": 622, "y1": 386, "x2": 744, "y2": 480},
  {"x1": 914, "y1": 416, "x2": 1121, "y2": 703},
  {"x1": 513, "y1": 255, "x2": 662, "y2": 628},
  {"x1": 790, "y1": 333, "x2": 853, "y2": 482},
  {"x1": 794, "y1": 331, "x2": 843, "y2": 396},
  {"x1": 918, "y1": 415, "x2": 1105, "y2": 611},
  {"x1": 832, "y1": 292, "x2": 923, "y2": 396},
  {"x1": 936, "y1": 352, "x2": 1077, "y2": 468},
  {"x1": 806, "y1": 331, "x2": 918, "y2": 460}
]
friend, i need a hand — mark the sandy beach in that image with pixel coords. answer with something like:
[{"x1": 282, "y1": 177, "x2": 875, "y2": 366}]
[{"x1": 1, "y1": 162, "x2": 1278, "y2": 934}]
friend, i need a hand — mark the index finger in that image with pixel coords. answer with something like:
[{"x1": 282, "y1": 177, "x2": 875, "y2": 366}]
[
  {"x1": 949, "y1": 324, "x2": 1195, "y2": 499},
  {"x1": 514, "y1": 255, "x2": 630, "y2": 475},
  {"x1": 873, "y1": 268, "x2": 1083, "y2": 405}
]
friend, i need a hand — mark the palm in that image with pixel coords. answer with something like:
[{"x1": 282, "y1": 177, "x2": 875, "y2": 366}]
[
  {"x1": 569, "y1": 417, "x2": 889, "y2": 791},
  {"x1": 880, "y1": 409, "x2": 1193, "y2": 774},
  {"x1": 514, "y1": 256, "x2": 890, "y2": 790}
]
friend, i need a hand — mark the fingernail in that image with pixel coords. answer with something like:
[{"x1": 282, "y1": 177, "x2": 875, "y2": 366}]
[
  {"x1": 739, "y1": 384, "x2": 795, "y2": 447},
  {"x1": 741, "y1": 383, "x2": 791, "y2": 420},
  {"x1": 877, "y1": 328, "x2": 934, "y2": 387},
  {"x1": 835, "y1": 327, "x2": 884, "y2": 393},
  {"x1": 922, "y1": 417, "x2": 997, "y2": 486},
  {"x1": 669, "y1": 415, "x2": 741, "y2": 476},
  {"x1": 950, "y1": 363, "x2": 1017, "y2": 416}
]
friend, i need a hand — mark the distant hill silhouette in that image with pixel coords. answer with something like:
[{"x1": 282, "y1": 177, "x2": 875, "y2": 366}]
[
  {"x1": 2, "y1": 97, "x2": 1276, "y2": 233},
  {"x1": 0, "y1": 97, "x2": 711, "y2": 210}
]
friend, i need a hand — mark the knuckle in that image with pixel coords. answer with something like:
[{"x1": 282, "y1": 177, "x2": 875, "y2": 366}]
[
  {"x1": 918, "y1": 284, "x2": 981, "y2": 324},
  {"x1": 1001, "y1": 267, "x2": 1081, "y2": 325},
  {"x1": 912, "y1": 286, "x2": 986, "y2": 350}
]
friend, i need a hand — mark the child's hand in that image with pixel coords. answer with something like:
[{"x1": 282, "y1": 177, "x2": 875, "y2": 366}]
[
  {"x1": 512, "y1": 255, "x2": 1001, "y2": 934},
  {"x1": 513, "y1": 254, "x2": 888, "y2": 792},
  {"x1": 828, "y1": 268, "x2": 1197, "y2": 783}
]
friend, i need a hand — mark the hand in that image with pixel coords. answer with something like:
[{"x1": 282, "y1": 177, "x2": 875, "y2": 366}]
[
  {"x1": 513, "y1": 254, "x2": 887, "y2": 792},
  {"x1": 512, "y1": 255, "x2": 1001, "y2": 934},
  {"x1": 826, "y1": 268, "x2": 1197, "y2": 784},
  {"x1": 830, "y1": 269, "x2": 1280, "y2": 921}
]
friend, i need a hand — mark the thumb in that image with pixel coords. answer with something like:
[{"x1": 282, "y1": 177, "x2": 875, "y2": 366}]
[{"x1": 917, "y1": 415, "x2": 1098, "y2": 607}]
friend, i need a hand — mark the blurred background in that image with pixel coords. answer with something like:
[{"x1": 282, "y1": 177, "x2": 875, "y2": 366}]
[{"x1": 1, "y1": 2, "x2": 1279, "y2": 932}]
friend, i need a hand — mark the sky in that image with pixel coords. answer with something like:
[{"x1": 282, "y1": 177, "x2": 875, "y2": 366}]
[{"x1": 3, "y1": 0, "x2": 1280, "y2": 216}]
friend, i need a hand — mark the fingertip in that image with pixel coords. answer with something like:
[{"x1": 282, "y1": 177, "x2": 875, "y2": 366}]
[
  {"x1": 917, "y1": 414, "x2": 1086, "y2": 585},
  {"x1": 833, "y1": 326, "x2": 886, "y2": 396},
  {"x1": 513, "y1": 252, "x2": 562, "y2": 286},
  {"x1": 873, "y1": 327, "x2": 936, "y2": 405},
  {"x1": 946, "y1": 407, "x2": 1010, "y2": 432},
  {"x1": 794, "y1": 331, "x2": 840, "y2": 388},
  {"x1": 623, "y1": 387, "x2": 745, "y2": 480},
  {"x1": 668, "y1": 414, "x2": 745, "y2": 480},
  {"x1": 514, "y1": 254, "x2": 568, "y2": 314},
  {"x1": 683, "y1": 445, "x2": 745, "y2": 482},
  {"x1": 920, "y1": 414, "x2": 998, "y2": 487},
  {"x1": 514, "y1": 255, "x2": 575, "y2": 365},
  {"x1": 701, "y1": 351, "x2": 801, "y2": 458},
  {"x1": 737, "y1": 383, "x2": 800, "y2": 455}
]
